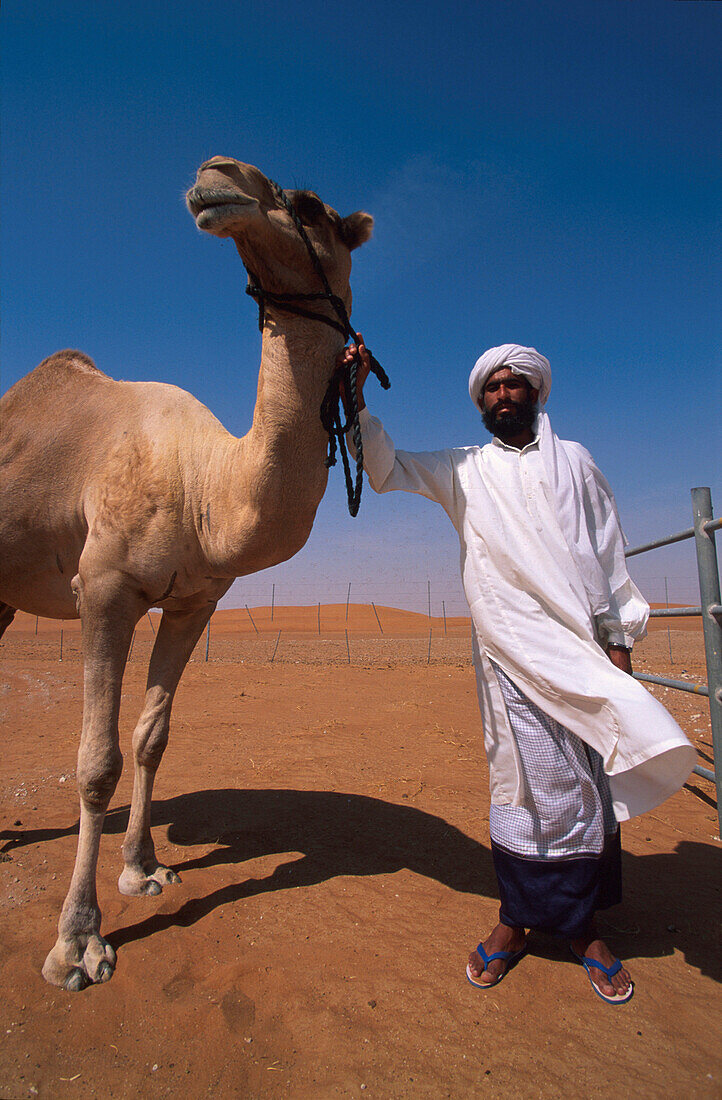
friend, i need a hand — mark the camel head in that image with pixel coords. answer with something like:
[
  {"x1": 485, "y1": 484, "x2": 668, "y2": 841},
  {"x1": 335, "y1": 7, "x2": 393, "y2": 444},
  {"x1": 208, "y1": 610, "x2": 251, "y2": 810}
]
[{"x1": 186, "y1": 158, "x2": 373, "y2": 304}]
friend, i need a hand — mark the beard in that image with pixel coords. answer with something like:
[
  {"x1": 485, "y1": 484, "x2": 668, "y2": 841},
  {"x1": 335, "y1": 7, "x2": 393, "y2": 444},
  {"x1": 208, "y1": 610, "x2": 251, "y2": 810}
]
[{"x1": 481, "y1": 398, "x2": 538, "y2": 442}]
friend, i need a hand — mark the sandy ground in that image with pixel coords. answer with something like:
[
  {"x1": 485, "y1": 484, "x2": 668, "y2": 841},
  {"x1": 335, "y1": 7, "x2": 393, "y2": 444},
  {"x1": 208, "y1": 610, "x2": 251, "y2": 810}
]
[{"x1": 0, "y1": 607, "x2": 719, "y2": 1099}]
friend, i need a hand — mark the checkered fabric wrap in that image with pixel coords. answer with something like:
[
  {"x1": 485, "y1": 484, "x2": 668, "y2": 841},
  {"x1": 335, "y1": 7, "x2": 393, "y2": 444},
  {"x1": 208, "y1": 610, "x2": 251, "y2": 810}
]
[{"x1": 489, "y1": 662, "x2": 617, "y2": 859}]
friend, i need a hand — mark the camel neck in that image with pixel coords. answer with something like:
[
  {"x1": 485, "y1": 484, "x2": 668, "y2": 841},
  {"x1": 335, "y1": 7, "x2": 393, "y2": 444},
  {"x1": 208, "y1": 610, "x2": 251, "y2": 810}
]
[
  {"x1": 203, "y1": 315, "x2": 345, "y2": 576},
  {"x1": 250, "y1": 320, "x2": 343, "y2": 444}
]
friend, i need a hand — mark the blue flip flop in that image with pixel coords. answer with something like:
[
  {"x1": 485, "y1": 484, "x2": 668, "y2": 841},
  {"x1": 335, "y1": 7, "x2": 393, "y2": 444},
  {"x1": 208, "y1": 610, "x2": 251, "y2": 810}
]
[
  {"x1": 466, "y1": 942, "x2": 527, "y2": 989},
  {"x1": 570, "y1": 948, "x2": 634, "y2": 1005}
]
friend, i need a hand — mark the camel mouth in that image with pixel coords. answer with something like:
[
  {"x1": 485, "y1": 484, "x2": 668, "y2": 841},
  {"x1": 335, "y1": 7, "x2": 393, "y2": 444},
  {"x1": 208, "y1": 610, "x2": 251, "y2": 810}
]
[{"x1": 186, "y1": 186, "x2": 257, "y2": 231}]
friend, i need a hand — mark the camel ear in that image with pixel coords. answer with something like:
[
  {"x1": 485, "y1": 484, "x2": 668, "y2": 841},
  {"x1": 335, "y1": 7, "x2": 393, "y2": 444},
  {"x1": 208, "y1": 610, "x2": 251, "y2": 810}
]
[{"x1": 340, "y1": 211, "x2": 374, "y2": 250}]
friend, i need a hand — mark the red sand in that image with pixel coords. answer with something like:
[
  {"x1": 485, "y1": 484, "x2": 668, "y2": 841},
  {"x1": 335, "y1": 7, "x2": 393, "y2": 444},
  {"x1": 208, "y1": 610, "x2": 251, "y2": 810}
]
[{"x1": 0, "y1": 607, "x2": 719, "y2": 1098}]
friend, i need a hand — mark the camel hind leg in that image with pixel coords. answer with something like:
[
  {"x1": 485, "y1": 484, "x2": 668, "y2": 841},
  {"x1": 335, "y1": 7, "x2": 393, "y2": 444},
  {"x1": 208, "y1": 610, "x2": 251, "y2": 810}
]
[
  {"x1": 0, "y1": 603, "x2": 17, "y2": 639},
  {"x1": 42, "y1": 571, "x2": 141, "y2": 990},
  {"x1": 118, "y1": 602, "x2": 215, "y2": 897}
]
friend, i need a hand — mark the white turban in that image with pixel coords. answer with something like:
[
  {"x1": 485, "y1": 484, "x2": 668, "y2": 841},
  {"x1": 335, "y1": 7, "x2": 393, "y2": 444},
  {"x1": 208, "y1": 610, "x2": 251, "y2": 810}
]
[{"x1": 468, "y1": 344, "x2": 552, "y2": 409}]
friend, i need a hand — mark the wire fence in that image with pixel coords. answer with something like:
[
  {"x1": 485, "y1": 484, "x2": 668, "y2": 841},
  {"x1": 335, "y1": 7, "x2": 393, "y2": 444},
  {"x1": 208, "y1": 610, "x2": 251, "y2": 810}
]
[{"x1": 1, "y1": 493, "x2": 717, "y2": 823}]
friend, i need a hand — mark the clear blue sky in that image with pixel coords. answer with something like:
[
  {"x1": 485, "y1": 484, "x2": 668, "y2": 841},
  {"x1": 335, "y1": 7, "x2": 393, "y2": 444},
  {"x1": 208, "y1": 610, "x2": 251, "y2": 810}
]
[{"x1": 2, "y1": 0, "x2": 720, "y2": 612}]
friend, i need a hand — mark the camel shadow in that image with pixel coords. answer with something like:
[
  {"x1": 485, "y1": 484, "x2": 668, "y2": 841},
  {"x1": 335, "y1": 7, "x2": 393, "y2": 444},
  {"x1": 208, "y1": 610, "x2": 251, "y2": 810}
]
[
  {"x1": 3, "y1": 788, "x2": 720, "y2": 982},
  {"x1": 106, "y1": 788, "x2": 498, "y2": 950}
]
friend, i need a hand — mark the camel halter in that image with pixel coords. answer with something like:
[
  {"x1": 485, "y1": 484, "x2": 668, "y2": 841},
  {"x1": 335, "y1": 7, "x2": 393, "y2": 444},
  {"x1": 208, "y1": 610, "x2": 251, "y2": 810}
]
[{"x1": 244, "y1": 179, "x2": 390, "y2": 518}]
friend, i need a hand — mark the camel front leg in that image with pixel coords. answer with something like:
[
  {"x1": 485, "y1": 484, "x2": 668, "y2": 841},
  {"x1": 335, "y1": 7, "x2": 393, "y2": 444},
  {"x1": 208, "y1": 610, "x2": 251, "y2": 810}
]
[
  {"x1": 42, "y1": 574, "x2": 139, "y2": 990},
  {"x1": 118, "y1": 603, "x2": 215, "y2": 897}
]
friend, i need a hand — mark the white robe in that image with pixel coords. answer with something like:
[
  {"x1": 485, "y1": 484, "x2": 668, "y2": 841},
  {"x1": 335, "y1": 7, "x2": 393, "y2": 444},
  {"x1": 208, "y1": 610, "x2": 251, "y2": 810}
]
[{"x1": 354, "y1": 408, "x2": 695, "y2": 821}]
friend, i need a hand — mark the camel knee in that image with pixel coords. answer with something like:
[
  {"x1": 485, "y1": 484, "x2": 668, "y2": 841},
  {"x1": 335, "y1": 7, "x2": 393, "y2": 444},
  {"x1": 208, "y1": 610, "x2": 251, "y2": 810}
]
[
  {"x1": 77, "y1": 746, "x2": 123, "y2": 810},
  {"x1": 134, "y1": 725, "x2": 169, "y2": 770},
  {"x1": 132, "y1": 694, "x2": 171, "y2": 770}
]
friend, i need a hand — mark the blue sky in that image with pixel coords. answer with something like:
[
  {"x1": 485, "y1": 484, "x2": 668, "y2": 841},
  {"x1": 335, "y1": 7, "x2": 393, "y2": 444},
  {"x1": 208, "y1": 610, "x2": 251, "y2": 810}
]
[{"x1": 2, "y1": 0, "x2": 720, "y2": 612}]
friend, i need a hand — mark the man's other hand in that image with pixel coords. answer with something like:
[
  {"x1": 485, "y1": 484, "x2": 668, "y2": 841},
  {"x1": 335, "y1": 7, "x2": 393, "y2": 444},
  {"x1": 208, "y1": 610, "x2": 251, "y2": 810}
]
[
  {"x1": 607, "y1": 645, "x2": 633, "y2": 675},
  {"x1": 336, "y1": 335, "x2": 372, "y2": 413}
]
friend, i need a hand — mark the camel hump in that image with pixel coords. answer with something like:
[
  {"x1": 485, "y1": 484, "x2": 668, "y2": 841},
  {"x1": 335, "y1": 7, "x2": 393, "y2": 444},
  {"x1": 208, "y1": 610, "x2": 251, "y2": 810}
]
[
  {"x1": 37, "y1": 349, "x2": 107, "y2": 378},
  {"x1": 1, "y1": 350, "x2": 110, "y2": 411}
]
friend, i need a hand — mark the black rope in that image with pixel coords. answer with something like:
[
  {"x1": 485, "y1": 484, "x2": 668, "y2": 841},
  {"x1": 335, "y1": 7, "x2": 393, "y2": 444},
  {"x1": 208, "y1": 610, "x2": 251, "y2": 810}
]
[{"x1": 244, "y1": 179, "x2": 390, "y2": 517}]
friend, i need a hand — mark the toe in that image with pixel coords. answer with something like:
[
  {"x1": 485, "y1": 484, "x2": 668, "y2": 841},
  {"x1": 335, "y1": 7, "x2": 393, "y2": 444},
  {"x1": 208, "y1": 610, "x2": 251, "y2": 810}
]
[
  {"x1": 64, "y1": 967, "x2": 89, "y2": 993},
  {"x1": 468, "y1": 950, "x2": 483, "y2": 978},
  {"x1": 96, "y1": 959, "x2": 114, "y2": 983}
]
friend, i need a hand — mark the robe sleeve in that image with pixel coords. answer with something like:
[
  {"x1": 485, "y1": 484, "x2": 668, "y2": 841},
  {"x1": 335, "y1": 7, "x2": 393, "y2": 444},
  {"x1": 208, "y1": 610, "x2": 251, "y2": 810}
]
[
  {"x1": 348, "y1": 408, "x2": 458, "y2": 518},
  {"x1": 580, "y1": 453, "x2": 649, "y2": 647}
]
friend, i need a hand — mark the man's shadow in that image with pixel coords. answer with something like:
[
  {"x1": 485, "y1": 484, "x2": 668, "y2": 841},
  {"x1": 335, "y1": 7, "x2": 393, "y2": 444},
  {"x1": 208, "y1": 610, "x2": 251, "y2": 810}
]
[{"x1": 3, "y1": 787, "x2": 719, "y2": 981}]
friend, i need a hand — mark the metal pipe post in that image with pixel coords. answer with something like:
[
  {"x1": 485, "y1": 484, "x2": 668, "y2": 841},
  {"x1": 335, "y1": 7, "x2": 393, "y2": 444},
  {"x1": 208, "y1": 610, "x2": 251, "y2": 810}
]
[{"x1": 692, "y1": 487, "x2": 722, "y2": 834}]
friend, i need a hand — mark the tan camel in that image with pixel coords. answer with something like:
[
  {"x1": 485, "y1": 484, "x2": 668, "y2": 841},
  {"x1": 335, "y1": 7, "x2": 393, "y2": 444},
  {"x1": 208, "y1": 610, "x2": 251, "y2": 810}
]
[{"x1": 0, "y1": 157, "x2": 373, "y2": 989}]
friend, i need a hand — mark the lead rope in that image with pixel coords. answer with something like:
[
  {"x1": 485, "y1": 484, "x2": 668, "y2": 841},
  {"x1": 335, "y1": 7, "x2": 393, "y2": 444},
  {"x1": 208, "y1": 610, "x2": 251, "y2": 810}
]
[{"x1": 245, "y1": 180, "x2": 390, "y2": 517}]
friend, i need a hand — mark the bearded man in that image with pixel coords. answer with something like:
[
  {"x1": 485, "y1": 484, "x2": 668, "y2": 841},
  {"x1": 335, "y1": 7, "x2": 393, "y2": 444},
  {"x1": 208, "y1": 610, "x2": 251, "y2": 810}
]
[{"x1": 341, "y1": 340, "x2": 694, "y2": 1005}]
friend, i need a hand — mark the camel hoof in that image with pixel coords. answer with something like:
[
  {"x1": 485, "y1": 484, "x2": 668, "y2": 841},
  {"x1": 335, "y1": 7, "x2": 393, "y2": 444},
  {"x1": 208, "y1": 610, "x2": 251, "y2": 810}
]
[
  {"x1": 118, "y1": 864, "x2": 181, "y2": 897},
  {"x1": 42, "y1": 933, "x2": 117, "y2": 991},
  {"x1": 64, "y1": 968, "x2": 89, "y2": 992}
]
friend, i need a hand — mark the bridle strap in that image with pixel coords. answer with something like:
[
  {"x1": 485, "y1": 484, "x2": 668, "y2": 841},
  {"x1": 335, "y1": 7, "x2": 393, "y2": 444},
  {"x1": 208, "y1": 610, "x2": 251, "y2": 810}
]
[
  {"x1": 243, "y1": 179, "x2": 390, "y2": 517},
  {"x1": 245, "y1": 278, "x2": 349, "y2": 337}
]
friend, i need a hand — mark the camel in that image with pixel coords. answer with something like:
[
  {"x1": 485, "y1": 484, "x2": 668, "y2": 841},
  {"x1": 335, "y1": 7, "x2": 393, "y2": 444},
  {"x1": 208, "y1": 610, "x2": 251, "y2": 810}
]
[{"x1": 0, "y1": 157, "x2": 374, "y2": 990}]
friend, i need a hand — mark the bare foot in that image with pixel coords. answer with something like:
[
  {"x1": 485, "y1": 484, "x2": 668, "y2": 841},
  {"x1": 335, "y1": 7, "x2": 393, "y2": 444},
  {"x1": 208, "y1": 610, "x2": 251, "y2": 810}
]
[
  {"x1": 570, "y1": 927, "x2": 633, "y2": 1001},
  {"x1": 467, "y1": 921, "x2": 527, "y2": 987}
]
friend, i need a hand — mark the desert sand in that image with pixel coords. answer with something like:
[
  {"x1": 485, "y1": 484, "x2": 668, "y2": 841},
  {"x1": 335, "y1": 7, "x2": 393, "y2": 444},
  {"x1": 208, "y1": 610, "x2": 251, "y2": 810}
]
[{"x1": 1, "y1": 607, "x2": 719, "y2": 1098}]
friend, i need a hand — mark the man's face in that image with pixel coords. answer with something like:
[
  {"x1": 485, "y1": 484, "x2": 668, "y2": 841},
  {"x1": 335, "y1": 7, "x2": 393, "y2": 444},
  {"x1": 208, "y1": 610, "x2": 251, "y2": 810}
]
[{"x1": 480, "y1": 367, "x2": 539, "y2": 439}]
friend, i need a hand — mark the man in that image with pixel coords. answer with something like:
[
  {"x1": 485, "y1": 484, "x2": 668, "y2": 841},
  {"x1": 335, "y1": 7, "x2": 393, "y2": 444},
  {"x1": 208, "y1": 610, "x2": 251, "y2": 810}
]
[{"x1": 340, "y1": 340, "x2": 694, "y2": 1005}]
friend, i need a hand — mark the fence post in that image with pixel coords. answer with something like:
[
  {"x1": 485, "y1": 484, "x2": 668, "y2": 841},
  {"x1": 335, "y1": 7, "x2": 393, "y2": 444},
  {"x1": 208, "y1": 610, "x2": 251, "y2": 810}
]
[
  {"x1": 205, "y1": 619, "x2": 211, "y2": 662},
  {"x1": 692, "y1": 487, "x2": 722, "y2": 834},
  {"x1": 664, "y1": 577, "x2": 673, "y2": 665}
]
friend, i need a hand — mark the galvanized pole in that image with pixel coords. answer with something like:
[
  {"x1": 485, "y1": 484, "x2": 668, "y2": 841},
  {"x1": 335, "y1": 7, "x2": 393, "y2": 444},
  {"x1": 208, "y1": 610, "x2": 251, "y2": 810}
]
[
  {"x1": 664, "y1": 577, "x2": 674, "y2": 665},
  {"x1": 692, "y1": 487, "x2": 722, "y2": 834},
  {"x1": 271, "y1": 583, "x2": 275, "y2": 622},
  {"x1": 346, "y1": 581, "x2": 351, "y2": 622}
]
